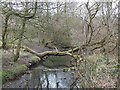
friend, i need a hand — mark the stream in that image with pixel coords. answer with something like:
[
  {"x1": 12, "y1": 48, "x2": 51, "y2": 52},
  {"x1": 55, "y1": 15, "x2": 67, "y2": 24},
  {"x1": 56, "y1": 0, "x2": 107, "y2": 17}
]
[{"x1": 3, "y1": 65, "x2": 80, "y2": 89}]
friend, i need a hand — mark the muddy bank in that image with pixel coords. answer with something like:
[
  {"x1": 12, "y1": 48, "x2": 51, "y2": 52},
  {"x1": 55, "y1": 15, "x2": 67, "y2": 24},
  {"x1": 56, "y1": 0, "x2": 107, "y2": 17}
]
[{"x1": 1, "y1": 56, "x2": 39, "y2": 84}]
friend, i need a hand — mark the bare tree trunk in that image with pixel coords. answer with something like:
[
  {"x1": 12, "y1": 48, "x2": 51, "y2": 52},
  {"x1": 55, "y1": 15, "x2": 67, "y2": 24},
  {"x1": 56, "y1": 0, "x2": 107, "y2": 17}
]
[
  {"x1": 56, "y1": 2, "x2": 59, "y2": 22},
  {"x1": 117, "y1": 1, "x2": 120, "y2": 89},
  {"x1": 13, "y1": 2, "x2": 37, "y2": 62},
  {"x1": 45, "y1": 2, "x2": 51, "y2": 39},
  {"x1": 14, "y1": 18, "x2": 26, "y2": 62},
  {"x1": 45, "y1": 72, "x2": 49, "y2": 89},
  {"x1": 85, "y1": 2, "x2": 99, "y2": 44},
  {"x1": 106, "y1": 2, "x2": 112, "y2": 33},
  {"x1": 2, "y1": 14, "x2": 10, "y2": 49}
]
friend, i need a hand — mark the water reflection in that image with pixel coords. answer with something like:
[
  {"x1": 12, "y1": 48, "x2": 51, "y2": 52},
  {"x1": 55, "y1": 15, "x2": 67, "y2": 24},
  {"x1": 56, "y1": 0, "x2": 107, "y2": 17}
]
[
  {"x1": 3, "y1": 66, "x2": 80, "y2": 88},
  {"x1": 25, "y1": 69, "x2": 75, "y2": 88}
]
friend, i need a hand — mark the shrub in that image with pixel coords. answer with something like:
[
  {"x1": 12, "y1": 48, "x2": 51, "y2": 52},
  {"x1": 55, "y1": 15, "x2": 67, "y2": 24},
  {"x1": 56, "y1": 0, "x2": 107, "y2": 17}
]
[{"x1": 53, "y1": 30, "x2": 72, "y2": 48}]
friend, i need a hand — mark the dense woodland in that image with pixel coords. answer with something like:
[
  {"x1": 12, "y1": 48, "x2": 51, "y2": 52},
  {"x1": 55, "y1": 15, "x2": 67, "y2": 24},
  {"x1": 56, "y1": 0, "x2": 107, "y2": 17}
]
[{"x1": 0, "y1": 0, "x2": 120, "y2": 88}]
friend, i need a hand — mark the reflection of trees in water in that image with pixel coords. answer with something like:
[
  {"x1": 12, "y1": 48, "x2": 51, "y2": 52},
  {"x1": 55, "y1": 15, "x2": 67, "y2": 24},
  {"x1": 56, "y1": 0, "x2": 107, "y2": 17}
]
[
  {"x1": 37, "y1": 75, "x2": 42, "y2": 89},
  {"x1": 44, "y1": 71, "x2": 49, "y2": 88},
  {"x1": 24, "y1": 69, "x2": 80, "y2": 89},
  {"x1": 44, "y1": 71, "x2": 59, "y2": 88},
  {"x1": 24, "y1": 69, "x2": 41, "y2": 88},
  {"x1": 55, "y1": 71, "x2": 58, "y2": 88}
]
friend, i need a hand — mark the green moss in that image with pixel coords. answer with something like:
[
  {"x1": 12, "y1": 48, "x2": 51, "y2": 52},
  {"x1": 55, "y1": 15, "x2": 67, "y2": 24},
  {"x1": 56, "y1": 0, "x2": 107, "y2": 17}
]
[
  {"x1": 0, "y1": 71, "x2": 14, "y2": 84},
  {"x1": 31, "y1": 56, "x2": 40, "y2": 64},
  {"x1": 0, "y1": 72, "x2": 2, "y2": 86},
  {"x1": 63, "y1": 68, "x2": 70, "y2": 72},
  {"x1": 70, "y1": 67, "x2": 76, "y2": 71},
  {"x1": 113, "y1": 64, "x2": 120, "y2": 68},
  {"x1": 13, "y1": 64, "x2": 28, "y2": 74},
  {"x1": 1, "y1": 64, "x2": 28, "y2": 84}
]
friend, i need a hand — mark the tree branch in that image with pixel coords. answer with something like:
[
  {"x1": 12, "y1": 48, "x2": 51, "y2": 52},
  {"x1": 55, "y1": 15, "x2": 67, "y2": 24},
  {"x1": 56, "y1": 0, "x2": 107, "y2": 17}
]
[{"x1": 22, "y1": 38, "x2": 106, "y2": 61}]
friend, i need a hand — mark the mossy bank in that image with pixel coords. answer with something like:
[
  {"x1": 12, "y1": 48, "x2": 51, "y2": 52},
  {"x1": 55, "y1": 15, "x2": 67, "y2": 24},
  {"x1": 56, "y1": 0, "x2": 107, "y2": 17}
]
[{"x1": 1, "y1": 55, "x2": 41, "y2": 85}]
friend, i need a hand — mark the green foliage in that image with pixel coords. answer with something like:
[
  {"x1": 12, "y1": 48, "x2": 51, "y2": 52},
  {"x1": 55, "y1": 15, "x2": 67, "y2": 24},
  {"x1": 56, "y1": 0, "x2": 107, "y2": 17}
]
[
  {"x1": 0, "y1": 72, "x2": 2, "y2": 86},
  {"x1": 0, "y1": 72, "x2": 5, "y2": 84},
  {"x1": 113, "y1": 64, "x2": 120, "y2": 69}
]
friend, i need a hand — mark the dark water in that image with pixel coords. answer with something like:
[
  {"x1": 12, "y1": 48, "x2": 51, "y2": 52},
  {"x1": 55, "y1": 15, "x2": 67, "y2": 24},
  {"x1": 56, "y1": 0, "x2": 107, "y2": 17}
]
[{"x1": 3, "y1": 65, "x2": 80, "y2": 89}]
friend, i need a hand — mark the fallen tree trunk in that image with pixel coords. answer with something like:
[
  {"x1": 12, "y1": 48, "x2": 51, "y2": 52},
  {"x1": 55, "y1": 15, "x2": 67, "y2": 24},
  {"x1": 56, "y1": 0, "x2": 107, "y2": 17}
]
[
  {"x1": 2, "y1": 37, "x2": 106, "y2": 62},
  {"x1": 23, "y1": 46, "x2": 79, "y2": 60},
  {"x1": 22, "y1": 38, "x2": 106, "y2": 61}
]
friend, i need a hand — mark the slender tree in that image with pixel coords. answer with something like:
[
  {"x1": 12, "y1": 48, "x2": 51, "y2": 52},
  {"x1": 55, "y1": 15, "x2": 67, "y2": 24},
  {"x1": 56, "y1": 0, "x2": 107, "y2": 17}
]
[{"x1": 14, "y1": 2, "x2": 37, "y2": 62}]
